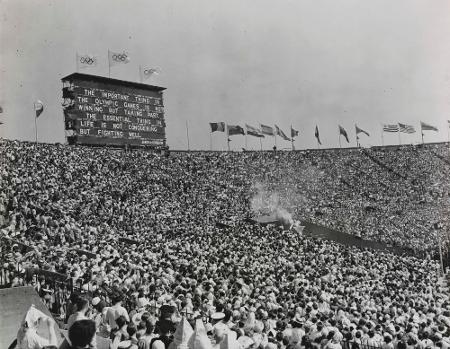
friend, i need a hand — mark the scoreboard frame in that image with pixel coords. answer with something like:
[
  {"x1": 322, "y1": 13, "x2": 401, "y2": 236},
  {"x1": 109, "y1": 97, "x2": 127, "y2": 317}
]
[{"x1": 61, "y1": 73, "x2": 167, "y2": 149}]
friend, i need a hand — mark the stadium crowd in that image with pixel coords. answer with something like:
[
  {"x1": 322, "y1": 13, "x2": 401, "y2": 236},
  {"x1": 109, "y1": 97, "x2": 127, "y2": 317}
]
[{"x1": 0, "y1": 139, "x2": 449, "y2": 349}]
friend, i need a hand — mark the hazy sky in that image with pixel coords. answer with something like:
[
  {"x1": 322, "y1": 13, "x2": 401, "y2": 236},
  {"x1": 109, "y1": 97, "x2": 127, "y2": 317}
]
[{"x1": 1, "y1": 0, "x2": 450, "y2": 150}]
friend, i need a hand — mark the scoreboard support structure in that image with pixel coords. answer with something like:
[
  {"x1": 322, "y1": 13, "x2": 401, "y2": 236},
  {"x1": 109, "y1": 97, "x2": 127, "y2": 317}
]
[{"x1": 61, "y1": 73, "x2": 167, "y2": 150}]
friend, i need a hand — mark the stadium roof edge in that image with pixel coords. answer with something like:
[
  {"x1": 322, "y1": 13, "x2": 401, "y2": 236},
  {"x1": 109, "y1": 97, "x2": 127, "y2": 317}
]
[{"x1": 61, "y1": 72, "x2": 166, "y2": 92}]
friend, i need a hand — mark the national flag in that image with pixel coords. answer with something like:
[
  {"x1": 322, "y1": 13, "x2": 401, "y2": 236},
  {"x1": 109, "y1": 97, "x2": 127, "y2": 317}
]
[
  {"x1": 355, "y1": 125, "x2": 369, "y2": 137},
  {"x1": 140, "y1": 66, "x2": 161, "y2": 81},
  {"x1": 420, "y1": 121, "x2": 438, "y2": 132},
  {"x1": 227, "y1": 124, "x2": 245, "y2": 136},
  {"x1": 108, "y1": 50, "x2": 130, "y2": 66},
  {"x1": 275, "y1": 125, "x2": 291, "y2": 141},
  {"x1": 383, "y1": 124, "x2": 399, "y2": 132},
  {"x1": 291, "y1": 127, "x2": 299, "y2": 138},
  {"x1": 34, "y1": 100, "x2": 44, "y2": 118},
  {"x1": 0, "y1": 106, "x2": 3, "y2": 113},
  {"x1": 315, "y1": 125, "x2": 322, "y2": 145},
  {"x1": 260, "y1": 124, "x2": 274, "y2": 136},
  {"x1": 338, "y1": 125, "x2": 349, "y2": 143},
  {"x1": 76, "y1": 53, "x2": 98, "y2": 69},
  {"x1": 210, "y1": 122, "x2": 225, "y2": 133},
  {"x1": 245, "y1": 124, "x2": 264, "y2": 138},
  {"x1": 398, "y1": 123, "x2": 415, "y2": 134}
]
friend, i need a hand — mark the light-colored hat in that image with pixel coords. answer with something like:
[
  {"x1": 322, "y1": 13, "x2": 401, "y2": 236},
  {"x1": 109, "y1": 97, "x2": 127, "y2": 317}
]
[{"x1": 211, "y1": 312, "x2": 225, "y2": 321}]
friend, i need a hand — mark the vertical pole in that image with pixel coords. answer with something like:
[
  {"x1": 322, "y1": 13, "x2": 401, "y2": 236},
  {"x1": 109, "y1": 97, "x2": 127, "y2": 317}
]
[
  {"x1": 245, "y1": 133, "x2": 247, "y2": 150},
  {"x1": 398, "y1": 129, "x2": 401, "y2": 145},
  {"x1": 185, "y1": 120, "x2": 190, "y2": 151},
  {"x1": 139, "y1": 66, "x2": 143, "y2": 83},
  {"x1": 274, "y1": 134, "x2": 277, "y2": 149},
  {"x1": 421, "y1": 132, "x2": 424, "y2": 144},
  {"x1": 76, "y1": 53, "x2": 79, "y2": 73},
  {"x1": 338, "y1": 134, "x2": 341, "y2": 149},
  {"x1": 259, "y1": 137, "x2": 262, "y2": 151},
  {"x1": 209, "y1": 132, "x2": 212, "y2": 151},
  {"x1": 381, "y1": 125, "x2": 384, "y2": 146},
  {"x1": 108, "y1": 50, "x2": 111, "y2": 78},
  {"x1": 227, "y1": 127, "x2": 230, "y2": 151},
  {"x1": 34, "y1": 104, "x2": 38, "y2": 143}
]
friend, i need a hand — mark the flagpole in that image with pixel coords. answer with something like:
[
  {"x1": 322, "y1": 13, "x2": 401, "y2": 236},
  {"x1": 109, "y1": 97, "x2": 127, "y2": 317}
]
[
  {"x1": 210, "y1": 132, "x2": 212, "y2": 151},
  {"x1": 139, "y1": 65, "x2": 143, "y2": 83},
  {"x1": 291, "y1": 125, "x2": 294, "y2": 151},
  {"x1": 76, "y1": 53, "x2": 79, "y2": 72},
  {"x1": 34, "y1": 103, "x2": 38, "y2": 143},
  {"x1": 420, "y1": 124, "x2": 424, "y2": 144},
  {"x1": 338, "y1": 134, "x2": 341, "y2": 149},
  {"x1": 245, "y1": 132, "x2": 248, "y2": 150},
  {"x1": 185, "y1": 120, "x2": 190, "y2": 151},
  {"x1": 259, "y1": 137, "x2": 262, "y2": 151},
  {"x1": 227, "y1": 126, "x2": 230, "y2": 151},
  {"x1": 108, "y1": 50, "x2": 111, "y2": 78},
  {"x1": 398, "y1": 127, "x2": 401, "y2": 146},
  {"x1": 381, "y1": 124, "x2": 384, "y2": 146}
]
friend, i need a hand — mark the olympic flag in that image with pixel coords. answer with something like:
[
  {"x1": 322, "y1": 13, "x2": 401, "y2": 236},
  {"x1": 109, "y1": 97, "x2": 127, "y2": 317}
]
[
  {"x1": 139, "y1": 66, "x2": 161, "y2": 82},
  {"x1": 76, "y1": 53, "x2": 98, "y2": 70},
  {"x1": 108, "y1": 50, "x2": 130, "y2": 67}
]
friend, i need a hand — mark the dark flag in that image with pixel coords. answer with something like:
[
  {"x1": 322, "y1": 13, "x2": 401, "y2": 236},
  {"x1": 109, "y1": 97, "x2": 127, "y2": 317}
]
[
  {"x1": 315, "y1": 125, "x2": 322, "y2": 145},
  {"x1": 227, "y1": 124, "x2": 245, "y2": 136},
  {"x1": 420, "y1": 121, "x2": 438, "y2": 132},
  {"x1": 355, "y1": 125, "x2": 369, "y2": 137},
  {"x1": 339, "y1": 125, "x2": 349, "y2": 143},
  {"x1": 291, "y1": 127, "x2": 299, "y2": 138},
  {"x1": 275, "y1": 125, "x2": 291, "y2": 141},
  {"x1": 210, "y1": 122, "x2": 226, "y2": 132},
  {"x1": 398, "y1": 123, "x2": 415, "y2": 134}
]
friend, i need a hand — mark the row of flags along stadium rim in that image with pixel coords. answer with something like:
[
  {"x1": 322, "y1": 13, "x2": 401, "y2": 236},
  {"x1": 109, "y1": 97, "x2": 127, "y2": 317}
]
[
  {"x1": 209, "y1": 121, "x2": 445, "y2": 147},
  {"x1": 76, "y1": 51, "x2": 161, "y2": 82}
]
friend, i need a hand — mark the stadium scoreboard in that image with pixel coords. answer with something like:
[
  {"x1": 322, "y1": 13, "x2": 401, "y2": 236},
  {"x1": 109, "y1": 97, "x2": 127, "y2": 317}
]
[{"x1": 62, "y1": 73, "x2": 166, "y2": 148}]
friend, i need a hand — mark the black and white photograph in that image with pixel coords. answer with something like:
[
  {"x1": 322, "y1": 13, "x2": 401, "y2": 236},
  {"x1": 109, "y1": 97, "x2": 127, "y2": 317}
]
[{"x1": 0, "y1": 1, "x2": 449, "y2": 349}]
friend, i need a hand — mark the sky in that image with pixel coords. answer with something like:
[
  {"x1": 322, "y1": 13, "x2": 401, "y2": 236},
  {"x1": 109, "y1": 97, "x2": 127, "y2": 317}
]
[{"x1": 1, "y1": 0, "x2": 450, "y2": 150}]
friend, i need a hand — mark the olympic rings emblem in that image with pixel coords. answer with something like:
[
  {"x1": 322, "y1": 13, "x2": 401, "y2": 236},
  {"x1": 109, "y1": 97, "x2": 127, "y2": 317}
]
[
  {"x1": 112, "y1": 53, "x2": 128, "y2": 61},
  {"x1": 80, "y1": 56, "x2": 95, "y2": 65}
]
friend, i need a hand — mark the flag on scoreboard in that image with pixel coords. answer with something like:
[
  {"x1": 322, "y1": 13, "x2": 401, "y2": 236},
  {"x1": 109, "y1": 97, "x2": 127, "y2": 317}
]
[
  {"x1": 227, "y1": 124, "x2": 245, "y2": 136},
  {"x1": 315, "y1": 125, "x2": 322, "y2": 145},
  {"x1": 210, "y1": 122, "x2": 225, "y2": 133},
  {"x1": 338, "y1": 125, "x2": 349, "y2": 143},
  {"x1": 383, "y1": 124, "x2": 399, "y2": 132},
  {"x1": 108, "y1": 50, "x2": 130, "y2": 66},
  {"x1": 76, "y1": 53, "x2": 98, "y2": 69},
  {"x1": 275, "y1": 125, "x2": 291, "y2": 141},
  {"x1": 355, "y1": 124, "x2": 370, "y2": 137},
  {"x1": 34, "y1": 100, "x2": 44, "y2": 118},
  {"x1": 291, "y1": 126, "x2": 299, "y2": 138},
  {"x1": 398, "y1": 123, "x2": 415, "y2": 134},
  {"x1": 245, "y1": 124, "x2": 264, "y2": 138},
  {"x1": 420, "y1": 121, "x2": 438, "y2": 132},
  {"x1": 140, "y1": 66, "x2": 161, "y2": 81},
  {"x1": 260, "y1": 124, "x2": 274, "y2": 136}
]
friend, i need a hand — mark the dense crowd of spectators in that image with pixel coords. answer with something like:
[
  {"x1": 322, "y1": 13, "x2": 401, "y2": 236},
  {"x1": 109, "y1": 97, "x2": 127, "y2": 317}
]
[{"x1": 0, "y1": 139, "x2": 449, "y2": 349}]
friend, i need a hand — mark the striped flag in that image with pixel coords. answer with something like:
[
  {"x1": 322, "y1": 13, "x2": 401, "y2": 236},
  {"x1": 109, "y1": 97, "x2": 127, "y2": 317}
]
[
  {"x1": 210, "y1": 122, "x2": 225, "y2": 132},
  {"x1": 108, "y1": 50, "x2": 130, "y2": 66},
  {"x1": 383, "y1": 124, "x2": 399, "y2": 132},
  {"x1": 245, "y1": 124, "x2": 264, "y2": 138},
  {"x1": 260, "y1": 124, "x2": 274, "y2": 136},
  {"x1": 338, "y1": 125, "x2": 349, "y2": 143},
  {"x1": 34, "y1": 100, "x2": 44, "y2": 118},
  {"x1": 275, "y1": 125, "x2": 291, "y2": 141},
  {"x1": 420, "y1": 121, "x2": 438, "y2": 132},
  {"x1": 76, "y1": 53, "x2": 98, "y2": 69},
  {"x1": 398, "y1": 123, "x2": 415, "y2": 134},
  {"x1": 355, "y1": 125, "x2": 369, "y2": 137},
  {"x1": 315, "y1": 125, "x2": 322, "y2": 145},
  {"x1": 291, "y1": 127, "x2": 299, "y2": 138}
]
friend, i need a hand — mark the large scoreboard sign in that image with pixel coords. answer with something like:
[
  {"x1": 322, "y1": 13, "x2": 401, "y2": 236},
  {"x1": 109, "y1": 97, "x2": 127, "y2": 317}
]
[{"x1": 62, "y1": 73, "x2": 166, "y2": 148}]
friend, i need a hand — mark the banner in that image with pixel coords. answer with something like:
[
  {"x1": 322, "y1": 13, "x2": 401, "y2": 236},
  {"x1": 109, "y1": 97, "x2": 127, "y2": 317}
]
[
  {"x1": 420, "y1": 121, "x2": 438, "y2": 132},
  {"x1": 398, "y1": 123, "x2": 415, "y2": 134},
  {"x1": 291, "y1": 127, "x2": 299, "y2": 138},
  {"x1": 383, "y1": 124, "x2": 399, "y2": 132},
  {"x1": 140, "y1": 66, "x2": 161, "y2": 81}
]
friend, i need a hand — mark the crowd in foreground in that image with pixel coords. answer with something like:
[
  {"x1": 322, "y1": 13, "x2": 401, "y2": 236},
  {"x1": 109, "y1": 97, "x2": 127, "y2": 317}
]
[{"x1": 0, "y1": 140, "x2": 449, "y2": 349}]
